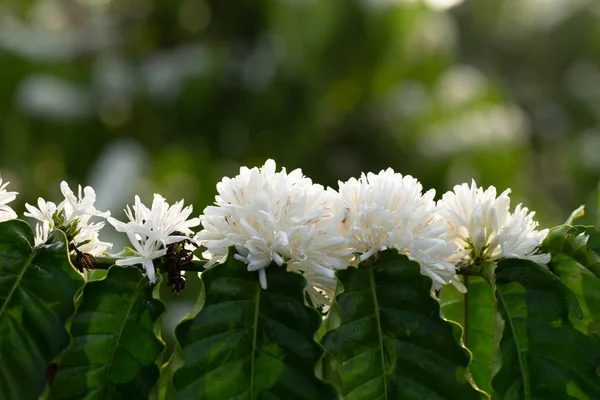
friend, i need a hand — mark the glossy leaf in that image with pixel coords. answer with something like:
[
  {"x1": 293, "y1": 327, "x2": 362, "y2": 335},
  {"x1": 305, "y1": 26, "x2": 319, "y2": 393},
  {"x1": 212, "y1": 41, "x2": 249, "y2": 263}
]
[
  {"x1": 492, "y1": 258, "x2": 600, "y2": 399},
  {"x1": 322, "y1": 249, "x2": 480, "y2": 400},
  {"x1": 173, "y1": 254, "x2": 336, "y2": 399},
  {"x1": 0, "y1": 220, "x2": 85, "y2": 399},
  {"x1": 549, "y1": 253, "x2": 600, "y2": 338},
  {"x1": 440, "y1": 273, "x2": 503, "y2": 395},
  {"x1": 541, "y1": 225, "x2": 600, "y2": 278},
  {"x1": 49, "y1": 266, "x2": 165, "y2": 399}
]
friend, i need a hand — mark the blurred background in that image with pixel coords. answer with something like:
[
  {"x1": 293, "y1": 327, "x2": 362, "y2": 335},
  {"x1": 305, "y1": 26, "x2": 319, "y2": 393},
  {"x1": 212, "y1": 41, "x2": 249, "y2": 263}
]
[
  {"x1": 2, "y1": 0, "x2": 600, "y2": 342},
  {"x1": 3, "y1": 0, "x2": 600, "y2": 228}
]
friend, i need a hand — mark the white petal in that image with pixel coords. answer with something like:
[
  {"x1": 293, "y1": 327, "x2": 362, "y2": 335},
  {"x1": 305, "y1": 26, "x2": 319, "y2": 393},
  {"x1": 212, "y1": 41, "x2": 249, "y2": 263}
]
[
  {"x1": 144, "y1": 259, "x2": 157, "y2": 283},
  {"x1": 258, "y1": 268, "x2": 268, "y2": 290}
]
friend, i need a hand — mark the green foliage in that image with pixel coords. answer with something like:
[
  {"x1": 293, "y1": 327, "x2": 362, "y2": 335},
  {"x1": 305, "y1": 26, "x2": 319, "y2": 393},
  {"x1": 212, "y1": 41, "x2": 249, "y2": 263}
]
[
  {"x1": 541, "y1": 225, "x2": 600, "y2": 279},
  {"x1": 4, "y1": 218, "x2": 600, "y2": 399},
  {"x1": 440, "y1": 272, "x2": 503, "y2": 395},
  {"x1": 0, "y1": 220, "x2": 84, "y2": 399},
  {"x1": 49, "y1": 266, "x2": 165, "y2": 400},
  {"x1": 550, "y1": 253, "x2": 600, "y2": 338},
  {"x1": 492, "y1": 258, "x2": 600, "y2": 399},
  {"x1": 7, "y1": 0, "x2": 598, "y2": 229},
  {"x1": 321, "y1": 250, "x2": 480, "y2": 400},
  {"x1": 173, "y1": 254, "x2": 336, "y2": 399},
  {"x1": 542, "y1": 224, "x2": 600, "y2": 337}
]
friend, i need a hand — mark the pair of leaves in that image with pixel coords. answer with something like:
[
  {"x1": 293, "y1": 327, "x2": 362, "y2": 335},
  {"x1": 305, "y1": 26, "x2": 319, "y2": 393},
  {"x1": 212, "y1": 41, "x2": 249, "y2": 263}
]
[
  {"x1": 440, "y1": 225, "x2": 600, "y2": 399},
  {"x1": 0, "y1": 220, "x2": 84, "y2": 399},
  {"x1": 48, "y1": 267, "x2": 165, "y2": 399},
  {"x1": 492, "y1": 259, "x2": 600, "y2": 399},
  {"x1": 173, "y1": 254, "x2": 336, "y2": 399},
  {"x1": 0, "y1": 220, "x2": 165, "y2": 399},
  {"x1": 321, "y1": 250, "x2": 480, "y2": 399}
]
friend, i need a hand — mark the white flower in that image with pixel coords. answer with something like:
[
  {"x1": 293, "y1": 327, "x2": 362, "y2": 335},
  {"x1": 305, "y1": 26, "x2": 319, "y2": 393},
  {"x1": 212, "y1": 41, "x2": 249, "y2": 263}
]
[
  {"x1": 0, "y1": 177, "x2": 18, "y2": 222},
  {"x1": 25, "y1": 198, "x2": 58, "y2": 226},
  {"x1": 302, "y1": 269, "x2": 337, "y2": 311},
  {"x1": 197, "y1": 159, "x2": 352, "y2": 293},
  {"x1": 74, "y1": 226, "x2": 112, "y2": 256},
  {"x1": 437, "y1": 180, "x2": 550, "y2": 265},
  {"x1": 108, "y1": 194, "x2": 200, "y2": 283},
  {"x1": 335, "y1": 169, "x2": 459, "y2": 288},
  {"x1": 60, "y1": 181, "x2": 110, "y2": 223},
  {"x1": 34, "y1": 223, "x2": 50, "y2": 247},
  {"x1": 24, "y1": 181, "x2": 112, "y2": 255}
]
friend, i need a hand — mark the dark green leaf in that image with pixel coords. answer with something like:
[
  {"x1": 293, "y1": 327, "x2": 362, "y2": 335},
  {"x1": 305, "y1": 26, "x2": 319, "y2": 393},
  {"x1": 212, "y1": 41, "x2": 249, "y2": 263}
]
[
  {"x1": 322, "y1": 249, "x2": 480, "y2": 400},
  {"x1": 173, "y1": 254, "x2": 336, "y2": 399},
  {"x1": 541, "y1": 225, "x2": 600, "y2": 279},
  {"x1": 49, "y1": 266, "x2": 165, "y2": 400},
  {"x1": 0, "y1": 220, "x2": 85, "y2": 399},
  {"x1": 492, "y1": 258, "x2": 600, "y2": 399},
  {"x1": 440, "y1": 273, "x2": 503, "y2": 395}
]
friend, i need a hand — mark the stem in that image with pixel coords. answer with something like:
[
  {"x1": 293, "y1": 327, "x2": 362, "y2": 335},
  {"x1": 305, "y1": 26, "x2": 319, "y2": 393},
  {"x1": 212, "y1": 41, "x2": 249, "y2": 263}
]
[
  {"x1": 87, "y1": 256, "x2": 207, "y2": 272},
  {"x1": 456, "y1": 266, "x2": 483, "y2": 277},
  {"x1": 463, "y1": 275, "x2": 469, "y2": 345},
  {"x1": 597, "y1": 181, "x2": 600, "y2": 228}
]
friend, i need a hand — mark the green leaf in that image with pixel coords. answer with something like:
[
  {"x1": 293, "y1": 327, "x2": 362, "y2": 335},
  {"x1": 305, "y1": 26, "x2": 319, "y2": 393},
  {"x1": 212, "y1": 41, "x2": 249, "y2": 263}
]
[
  {"x1": 0, "y1": 220, "x2": 85, "y2": 399},
  {"x1": 549, "y1": 253, "x2": 600, "y2": 338},
  {"x1": 321, "y1": 249, "x2": 480, "y2": 400},
  {"x1": 440, "y1": 272, "x2": 503, "y2": 395},
  {"x1": 173, "y1": 254, "x2": 336, "y2": 399},
  {"x1": 541, "y1": 225, "x2": 600, "y2": 279},
  {"x1": 492, "y1": 258, "x2": 600, "y2": 399},
  {"x1": 49, "y1": 266, "x2": 165, "y2": 399}
]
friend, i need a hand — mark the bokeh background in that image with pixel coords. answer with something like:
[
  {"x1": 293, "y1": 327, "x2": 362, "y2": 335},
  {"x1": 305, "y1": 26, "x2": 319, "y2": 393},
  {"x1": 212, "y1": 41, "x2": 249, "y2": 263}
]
[
  {"x1": 2, "y1": 0, "x2": 600, "y2": 342},
  {"x1": 3, "y1": 0, "x2": 600, "y2": 227}
]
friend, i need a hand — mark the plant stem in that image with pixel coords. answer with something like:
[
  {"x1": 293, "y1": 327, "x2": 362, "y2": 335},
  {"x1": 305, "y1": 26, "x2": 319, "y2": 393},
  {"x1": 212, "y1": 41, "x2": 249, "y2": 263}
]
[
  {"x1": 456, "y1": 266, "x2": 482, "y2": 277},
  {"x1": 87, "y1": 256, "x2": 207, "y2": 272}
]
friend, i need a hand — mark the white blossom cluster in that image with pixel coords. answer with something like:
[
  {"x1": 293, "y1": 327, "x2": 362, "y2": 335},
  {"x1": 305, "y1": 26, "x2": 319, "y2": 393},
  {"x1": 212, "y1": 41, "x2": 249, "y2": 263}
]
[
  {"x1": 0, "y1": 177, "x2": 18, "y2": 223},
  {"x1": 25, "y1": 181, "x2": 112, "y2": 256},
  {"x1": 332, "y1": 169, "x2": 459, "y2": 288},
  {"x1": 437, "y1": 181, "x2": 550, "y2": 266},
  {"x1": 197, "y1": 160, "x2": 550, "y2": 305},
  {"x1": 0, "y1": 164, "x2": 551, "y2": 305},
  {"x1": 107, "y1": 194, "x2": 200, "y2": 283},
  {"x1": 196, "y1": 159, "x2": 352, "y2": 304}
]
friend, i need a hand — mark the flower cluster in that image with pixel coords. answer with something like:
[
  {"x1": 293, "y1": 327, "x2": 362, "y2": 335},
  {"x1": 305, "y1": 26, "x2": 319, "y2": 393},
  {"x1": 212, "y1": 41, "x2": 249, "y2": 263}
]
[
  {"x1": 196, "y1": 159, "x2": 351, "y2": 301},
  {"x1": 0, "y1": 177, "x2": 18, "y2": 223},
  {"x1": 437, "y1": 181, "x2": 550, "y2": 266},
  {"x1": 197, "y1": 161, "x2": 550, "y2": 305},
  {"x1": 1, "y1": 161, "x2": 551, "y2": 306},
  {"x1": 333, "y1": 169, "x2": 460, "y2": 288},
  {"x1": 25, "y1": 181, "x2": 112, "y2": 257},
  {"x1": 108, "y1": 194, "x2": 200, "y2": 283}
]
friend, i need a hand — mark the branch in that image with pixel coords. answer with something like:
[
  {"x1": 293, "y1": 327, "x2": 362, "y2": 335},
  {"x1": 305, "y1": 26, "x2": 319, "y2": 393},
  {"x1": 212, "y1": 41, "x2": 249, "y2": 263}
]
[
  {"x1": 87, "y1": 256, "x2": 208, "y2": 272},
  {"x1": 456, "y1": 266, "x2": 482, "y2": 277}
]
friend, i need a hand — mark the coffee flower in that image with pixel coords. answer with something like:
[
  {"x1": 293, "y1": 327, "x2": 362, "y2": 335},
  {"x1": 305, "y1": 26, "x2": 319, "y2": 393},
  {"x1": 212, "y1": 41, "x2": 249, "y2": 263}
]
[
  {"x1": 302, "y1": 269, "x2": 337, "y2": 311},
  {"x1": 24, "y1": 181, "x2": 112, "y2": 256},
  {"x1": 335, "y1": 169, "x2": 459, "y2": 288},
  {"x1": 197, "y1": 159, "x2": 352, "y2": 293},
  {"x1": 437, "y1": 180, "x2": 549, "y2": 266},
  {"x1": 108, "y1": 194, "x2": 200, "y2": 283},
  {"x1": 0, "y1": 177, "x2": 18, "y2": 223},
  {"x1": 34, "y1": 223, "x2": 50, "y2": 247},
  {"x1": 60, "y1": 181, "x2": 110, "y2": 223}
]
